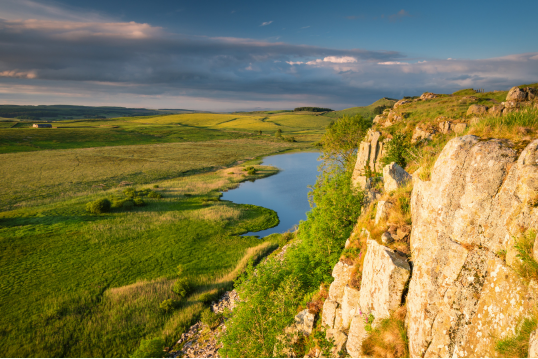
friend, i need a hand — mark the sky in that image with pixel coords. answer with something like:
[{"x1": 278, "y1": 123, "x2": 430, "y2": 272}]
[{"x1": 0, "y1": 0, "x2": 537, "y2": 111}]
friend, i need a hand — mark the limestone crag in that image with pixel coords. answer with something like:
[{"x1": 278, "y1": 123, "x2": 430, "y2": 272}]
[
  {"x1": 407, "y1": 136, "x2": 538, "y2": 357},
  {"x1": 466, "y1": 104, "x2": 488, "y2": 116},
  {"x1": 412, "y1": 126, "x2": 436, "y2": 143},
  {"x1": 530, "y1": 330, "x2": 538, "y2": 358},
  {"x1": 420, "y1": 92, "x2": 438, "y2": 100},
  {"x1": 383, "y1": 162, "x2": 411, "y2": 192},
  {"x1": 359, "y1": 240, "x2": 411, "y2": 320}
]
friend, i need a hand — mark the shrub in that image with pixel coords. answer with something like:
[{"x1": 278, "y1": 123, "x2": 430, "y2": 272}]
[
  {"x1": 122, "y1": 200, "x2": 134, "y2": 210},
  {"x1": 133, "y1": 197, "x2": 146, "y2": 206},
  {"x1": 123, "y1": 188, "x2": 136, "y2": 198},
  {"x1": 172, "y1": 278, "x2": 192, "y2": 298},
  {"x1": 147, "y1": 191, "x2": 162, "y2": 199},
  {"x1": 200, "y1": 308, "x2": 223, "y2": 329},
  {"x1": 381, "y1": 133, "x2": 412, "y2": 168},
  {"x1": 86, "y1": 198, "x2": 111, "y2": 214},
  {"x1": 159, "y1": 299, "x2": 178, "y2": 312},
  {"x1": 153, "y1": 184, "x2": 159, "y2": 188},
  {"x1": 130, "y1": 337, "x2": 165, "y2": 358}
]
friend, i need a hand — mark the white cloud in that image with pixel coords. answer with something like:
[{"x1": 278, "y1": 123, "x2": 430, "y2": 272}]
[
  {"x1": 0, "y1": 70, "x2": 36, "y2": 78},
  {"x1": 378, "y1": 61, "x2": 408, "y2": 65},
  {"x1": 287, "y1": 61, "x2": 304, "y2": 65},
  {"x1": 323, "y1": 56, "x2": 357, "y2": 63},
  {"x1": 260, "y1": 21, "x2": 273, "y2": 26}
]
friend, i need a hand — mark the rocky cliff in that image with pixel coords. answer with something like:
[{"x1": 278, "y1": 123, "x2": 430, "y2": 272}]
[{"x1": 314, "y1": 86, "x2": 538, "y2": 358}]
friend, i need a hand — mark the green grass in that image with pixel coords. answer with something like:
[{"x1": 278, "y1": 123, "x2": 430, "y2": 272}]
[
  {"x1": 495, "y1": 316, "x2": 538, "y2": 357},
  {"x1": 325, "y1": 98, "x2": 398, "y2": 119},
  {"x1": 0, "y1": 164, "x2": 283, "y2": 357}
]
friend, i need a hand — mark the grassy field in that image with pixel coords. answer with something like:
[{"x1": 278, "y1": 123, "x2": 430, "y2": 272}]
[{"x1": 0, "y1": 109, "x2": 332, "y2": 357}]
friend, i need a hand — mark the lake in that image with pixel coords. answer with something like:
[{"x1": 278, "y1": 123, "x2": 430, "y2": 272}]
[{"x1": 221, "y1": 151, "x2": 321, "y2": 237}]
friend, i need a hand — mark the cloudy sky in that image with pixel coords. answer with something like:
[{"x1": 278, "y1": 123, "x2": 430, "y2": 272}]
[{"x1": 1, "y1": 0, "x2": 537, "y2": 111}]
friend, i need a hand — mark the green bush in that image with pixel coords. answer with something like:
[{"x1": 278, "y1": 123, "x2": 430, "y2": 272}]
[
  {"x1": 147, "y1": 191, "x2": 162, "y2": 199},
  {"x1": 86, "y1": 198, "x2": 111, "y2": 214},
  {"x1": 172, "y1": 278, "x2": 192, "y2": 298},
  {"x1": 133, "y1": 197, "x2": 146, "y2": 206},
  {"x1": 159, "y1": 299, "x2": 178, "y2": 312},
  {"x1": 123, "y1": 188, "x2": 136, "y2": 198},
  {"x1": 130, "y1": 337, "x2": 165, "y2": 358},
  {"x1": 200, "y1": 308, "x2": 223, "y2": 329},
  {"x1": 381, "y1": 133, "x2": 412, "y2": 168},
  {"x1": 153, "y1": 185, "x2": 159, "y2": 188},
  {"x1": 122, "y1": 200, "x2": 134, "y2": 210}
]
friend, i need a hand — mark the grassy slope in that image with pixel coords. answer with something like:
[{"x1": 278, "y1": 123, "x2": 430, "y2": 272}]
[
  {"x1": 0, "y1": 162, "x2": 285, "y2": 357},
  {"x1": 325, "y1": 98, "x2": 398, "y2": 119}
]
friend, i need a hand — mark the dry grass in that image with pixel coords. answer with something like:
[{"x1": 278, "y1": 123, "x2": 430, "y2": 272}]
[
  {"x1": 362, "y1": 306, "x2": 409, "y2": 358},
  {"x1": 468, "y1": 107, "x2": 538, "y2": 142}
]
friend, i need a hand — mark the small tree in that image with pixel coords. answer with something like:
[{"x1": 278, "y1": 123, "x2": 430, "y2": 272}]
[
  {"x1": 275, "y1": 129, "x2": 282, "y2": 138},
  {"x1": 172, "y1": 278, "x2": 192, "y2": 298}
]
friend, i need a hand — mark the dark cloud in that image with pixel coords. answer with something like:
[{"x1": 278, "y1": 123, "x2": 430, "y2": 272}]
[{"x1": 0, "y1": 17, "x2": 537, "y2": 110}]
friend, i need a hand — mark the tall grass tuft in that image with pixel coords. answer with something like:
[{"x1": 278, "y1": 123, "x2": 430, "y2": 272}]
[{"x1": 495, "y1": 316, "x2": 538, "y2": 358}]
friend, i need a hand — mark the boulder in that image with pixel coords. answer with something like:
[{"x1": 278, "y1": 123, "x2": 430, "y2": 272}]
[
  {"x1": 412, "y1": 127, "x2": 436, "y2": 143},
  {"x1": 328, "y1": 261, "x2": 354, "y2": 303},
  {"x1": 322, "y1": 299, "x2": 338, "y2": 328},
  {"x1": 383, "y1": 162, "x2": 411, "y2": 192},
  {"x1": 341, "y1": 285, "x2": 361, "y2": 329},
  {"x1": 381, "y1": 231, "x2": 393, "y2": 244},
  {"x1": 334, "y1": 307, "x2": 344, "y2": 331},
  {"x1": 439, "y1": 121, "x2": 452, "y2": 134},
  {"x1": 453, "y1": 123, "x2": 467, "y2": 134},
  {"x1": 406, "y1": 136, "x2": 538, "y2": 357},
  {"x1": 506, "y1": 86, "x2": 527, "y2": 102},
  {"x1": 373, "y1": 114, "x2": 385, "y2": 124},
  {"x1": 466, "y1": 104, "x2": 488, "y2": 116},
  {"x1": 359, "y1": 240, "x2": 411, "y2": 319},
  {"x1": 397, "y1": 225, "x2": 411, "y2": 241},
  {"x1": 488, "y1": 105, "x2": 505, "y2": 116},
  {"x1": 526, "y1": 87, "x2": 537, "y2": 100},
  {"x1": 374, "y1": 201, "x2": 392, "y2": 225},
  {"x1": 346, "y1": 315, "x2": 368, "y2": 357},
  {"x1": 294, "y1": 309, "x2": 316, "y2": 336},
  {"x1": 386, "y1": 111, "x2": 403, "y2": 126},
  {"x1": 530, "y1": 330, "x2": 538, "y2": 358}
]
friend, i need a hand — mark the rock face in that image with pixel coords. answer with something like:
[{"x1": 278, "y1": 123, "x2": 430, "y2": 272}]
[
  {"x1": 466, "y1": 104, "x2": 488, "y2": 116},
  {"x1": 529, "y1": 330, "x2": 538, "y2": 358},
  {"x1": 359, "y1": 240, "x2": 411, "y2": 319},
  {"x1": 407, "y1": 136, "x2": 538, "y2": 357},
  {"x1": 374, "y1": 200, "x2": 392, "y2": 225},
  {"x1": 352, "y1": 130, "x2": 387, "y2": 187},
  {"x1": 394, "y1": 99, "x2": 411, "y2": 108},
  {"x1": 341, "y1": 285, "x2": 361, "y2": 329},
  {"x1": 328, "y1": 261, "x2": 354, "y2": 303},
  {"x1": 346, "y1": 315, "x2": 368, "y2": 357},
  {"x1": 383, "y1": 162, "x2": 411, "y2": 192}
]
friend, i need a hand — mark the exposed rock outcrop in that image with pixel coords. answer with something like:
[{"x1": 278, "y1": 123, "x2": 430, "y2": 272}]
[
  {"x1": 374, "y1": 200, "x2": 392, "y2": 225},
  {"x1": 383, "y1": 162, "x2": 411, "y2": 192},
  {"x1": 530, "y1": 330, "x2": 538, "y2": 358},
  {"x1": 359, "y1": 240, "x2": 411, "y2": 320},
  {"x1": 412, "y1": 126, "x2": 436, "y2": 143},
  {"x1": 346, "y1": 315, "x2": 368, "y2": 357},
  {"x1": 294, "y1": 309, "x2": 316, "y2": 336},
  {"x1": 407, "y1": 136, "x2": 538, "y2": 357},
  {"x1": 506, "y1": 86, "x2": 528, "y2": 102},
  {"x1": 352, "y1": 130, "x2": 388, "y2": 190},
  {"x1": 420, "y1": 92, "x2": 438, "y2": 100},
  {"x1": 466, "y1": 104, "x2": 488, "y2": 116}
]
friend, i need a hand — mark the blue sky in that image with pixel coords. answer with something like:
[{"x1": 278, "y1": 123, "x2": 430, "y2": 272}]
[{"x1": 0, "y1": 0, "x2": 537, "y2": 111}]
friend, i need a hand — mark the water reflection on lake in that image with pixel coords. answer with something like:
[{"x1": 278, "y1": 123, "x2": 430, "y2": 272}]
[{"x1": 221, "y1": 151, "x2": 321, "y2": 237}]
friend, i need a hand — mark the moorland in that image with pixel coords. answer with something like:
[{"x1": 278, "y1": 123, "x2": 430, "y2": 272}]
[{"x1": 0, "y1": 101, "x2": 389, "y2": 357}]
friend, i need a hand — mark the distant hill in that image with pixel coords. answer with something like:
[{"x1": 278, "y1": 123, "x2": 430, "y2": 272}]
[
  {"x1": 325, "y1": 98, "x2": 398, "y2": 120},
  {"x1": 0, "y1": 105, "x2": 198, "y2": 121}
]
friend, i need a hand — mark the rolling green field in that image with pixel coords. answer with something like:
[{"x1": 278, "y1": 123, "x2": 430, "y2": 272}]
[
  {"x1": 0, "y1": 109, "x2": 328, "y2": 357},
  {"x1": 0, "y1": 102, "x2": 386, "y2": 357}
]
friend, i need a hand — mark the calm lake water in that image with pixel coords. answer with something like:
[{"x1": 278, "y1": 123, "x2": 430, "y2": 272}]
[{"x1": 221, "y1": 151, "x2": 321, "y2": 237}]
